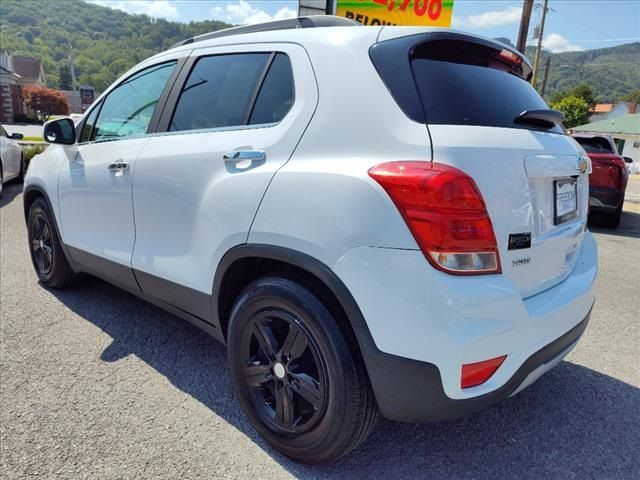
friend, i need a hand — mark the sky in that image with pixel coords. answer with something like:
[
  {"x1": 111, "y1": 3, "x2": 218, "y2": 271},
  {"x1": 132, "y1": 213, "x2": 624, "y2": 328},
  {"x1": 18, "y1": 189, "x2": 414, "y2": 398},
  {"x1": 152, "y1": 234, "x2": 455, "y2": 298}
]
[{"x1": 86, "y1": 0, "x2": 640, "y2": 53}]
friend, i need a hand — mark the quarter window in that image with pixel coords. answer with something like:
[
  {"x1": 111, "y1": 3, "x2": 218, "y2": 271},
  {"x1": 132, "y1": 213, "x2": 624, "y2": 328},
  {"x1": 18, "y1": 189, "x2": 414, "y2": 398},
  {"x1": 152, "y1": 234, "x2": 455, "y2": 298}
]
[
  {"x1": 92, "y1": 61, "x2": 176, "y2": 141},
  {"x1": 170, "y1": 52, "x2": 294, "y2": 132}
]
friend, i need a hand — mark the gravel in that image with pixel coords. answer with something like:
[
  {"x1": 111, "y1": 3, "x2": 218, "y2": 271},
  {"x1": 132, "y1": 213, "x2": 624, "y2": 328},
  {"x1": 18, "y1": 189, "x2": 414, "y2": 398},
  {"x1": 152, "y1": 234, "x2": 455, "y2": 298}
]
[{"x1": 1, "y1": 183, "x2": 639, "y2": 479}]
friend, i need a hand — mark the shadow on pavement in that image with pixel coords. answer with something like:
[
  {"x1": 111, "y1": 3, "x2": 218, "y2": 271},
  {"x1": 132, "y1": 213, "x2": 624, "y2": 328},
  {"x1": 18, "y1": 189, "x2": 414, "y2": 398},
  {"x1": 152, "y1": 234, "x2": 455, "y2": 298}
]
[
  {"x1": 0, "y1": 183, "x2": 23, "y2": 209},
  {"x1": 589, "y1": 209, "x2": 640, "y2": 239},
  {"x1": 50, "y1": 277, "x2": 639, "y2": 479}
]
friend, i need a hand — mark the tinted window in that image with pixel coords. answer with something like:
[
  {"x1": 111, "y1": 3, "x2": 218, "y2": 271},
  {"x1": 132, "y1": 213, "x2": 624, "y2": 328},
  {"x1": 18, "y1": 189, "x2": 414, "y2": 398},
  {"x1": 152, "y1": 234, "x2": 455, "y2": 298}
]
[
  {"x1": 249, "y1": 53, "x2": 294, "y2": 125},
  {"x1": 93, "y1": 61, "x2": 176, "y2": 141},
  {"x1": 170, "y1": 54, "x2": 270, "y2": 131},
  {"x1": 78, "y1": 104, "x2": 100, "y2": 143},
  {"x1": 0, "y1": 126, "x2": 7, "y2": 137},
  {"x1": 574, "y1": 136, "x2": 614, "y2": 153},
  {"x1": 411, "y1": 40, "x2": 561, "y2": 133}
]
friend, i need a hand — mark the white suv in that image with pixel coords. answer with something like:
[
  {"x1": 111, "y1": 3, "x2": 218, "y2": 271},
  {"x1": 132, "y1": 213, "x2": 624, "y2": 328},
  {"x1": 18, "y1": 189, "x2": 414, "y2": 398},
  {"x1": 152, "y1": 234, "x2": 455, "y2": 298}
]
[{"x1": 24, "y1": 18, "x2": 597, "y2": 463}]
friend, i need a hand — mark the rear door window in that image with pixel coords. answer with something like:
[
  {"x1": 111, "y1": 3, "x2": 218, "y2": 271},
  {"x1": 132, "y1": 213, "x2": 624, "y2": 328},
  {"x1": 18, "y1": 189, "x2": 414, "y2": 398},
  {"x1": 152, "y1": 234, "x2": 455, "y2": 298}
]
[
  {"x1": 249, "y1": 53, "x2": 294, "y2": 125},
  {"x1": 170, "y1": 52, "x2": 294, "y2": 132}
]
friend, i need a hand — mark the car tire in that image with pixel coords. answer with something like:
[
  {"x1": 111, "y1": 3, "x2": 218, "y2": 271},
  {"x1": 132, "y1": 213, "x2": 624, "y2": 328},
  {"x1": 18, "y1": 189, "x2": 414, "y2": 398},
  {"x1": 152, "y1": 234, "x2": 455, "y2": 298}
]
[
  {"x1": 227, "y1": 276, "x2": 378, "y2": 464},
  {"x1": 602, "y1": 204, "x2": 622, "y2": 229},
  {"x1": 27, "y1": 197, "x2": 75, "y2": 288}
]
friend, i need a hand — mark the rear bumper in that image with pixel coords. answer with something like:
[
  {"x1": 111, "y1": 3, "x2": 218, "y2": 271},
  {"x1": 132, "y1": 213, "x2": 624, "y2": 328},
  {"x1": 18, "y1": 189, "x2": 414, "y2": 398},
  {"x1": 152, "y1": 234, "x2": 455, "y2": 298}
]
[
  {"x1": 333, "y1": 231, "x2": 597, "y2": 423},
  {"x1": 355, "y1": 307, "x2": 590, "y2": 423},
  {"x1": 589, "y1": 186, "x2": 625, "y2": 211}
]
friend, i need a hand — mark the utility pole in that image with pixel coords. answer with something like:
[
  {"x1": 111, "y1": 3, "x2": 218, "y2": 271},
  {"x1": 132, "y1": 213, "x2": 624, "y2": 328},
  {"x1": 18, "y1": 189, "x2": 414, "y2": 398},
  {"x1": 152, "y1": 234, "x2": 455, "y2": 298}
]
[
  {"x1": 531, "y1": 0, "x2": 549, "y2": 88},
  {"x1": 516, "y1": 0, "x2": 534, "y2": 54},
  {"x1": 540, "y1": 56, "x2": 551, "y2": 97},
  {"x1": 325, "y1": 0, "x2": 335, "y2": 14}
]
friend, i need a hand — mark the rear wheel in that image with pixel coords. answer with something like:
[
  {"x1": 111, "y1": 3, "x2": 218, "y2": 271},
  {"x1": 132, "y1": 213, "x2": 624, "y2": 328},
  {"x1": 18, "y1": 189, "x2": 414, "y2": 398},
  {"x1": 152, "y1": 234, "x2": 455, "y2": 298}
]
[
  {"x1": 227, "y1": 276, "x2": 378, "y2": 464},
  {"x1": 602, "y1": 204, "x2": 622, "y2": 229},
  {"x1": 27, "y1": 197, "x2": 75, "y2": 288}
]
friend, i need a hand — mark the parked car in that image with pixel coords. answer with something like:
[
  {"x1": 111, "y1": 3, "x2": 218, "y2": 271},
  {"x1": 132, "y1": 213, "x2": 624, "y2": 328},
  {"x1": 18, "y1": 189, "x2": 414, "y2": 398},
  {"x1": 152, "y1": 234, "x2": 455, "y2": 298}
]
[
  {"x1": 0, "y1": 125, "x2": 24, "y2": 197},
  {"x1": 24, "y1": 18, "x2": 597, "y2": 463},
  {"x1": 571, "y1": 133, "x2": 629, "y2": 228}
]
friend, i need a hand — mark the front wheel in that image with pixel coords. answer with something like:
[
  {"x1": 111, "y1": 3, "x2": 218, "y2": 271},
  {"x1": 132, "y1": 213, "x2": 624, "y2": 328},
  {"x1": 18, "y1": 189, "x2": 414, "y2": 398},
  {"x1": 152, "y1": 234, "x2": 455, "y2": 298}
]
[
  {"x1": 27, "y1": 197, "x2": 75, "y2": 288},
  {"x1": 227, "y1": 276, "x2": 378, "y2": 464}
]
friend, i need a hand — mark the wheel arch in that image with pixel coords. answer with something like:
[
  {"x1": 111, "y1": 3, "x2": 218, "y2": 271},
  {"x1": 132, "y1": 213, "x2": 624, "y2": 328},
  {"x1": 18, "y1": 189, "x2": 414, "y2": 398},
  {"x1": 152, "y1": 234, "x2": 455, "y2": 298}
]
[
  {"x1": 23, "y1": 184, "x2": 77, "y2": 271},
  {"x1": 213, "y1": 244, "x2": 371, "y2": 360}
]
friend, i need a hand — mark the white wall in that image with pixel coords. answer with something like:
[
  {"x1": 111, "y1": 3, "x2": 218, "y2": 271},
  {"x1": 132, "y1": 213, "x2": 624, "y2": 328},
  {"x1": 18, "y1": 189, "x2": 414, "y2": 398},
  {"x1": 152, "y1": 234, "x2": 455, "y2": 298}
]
[{"x1": 614, "y1": 133, "x2": 640, "y2": 173}]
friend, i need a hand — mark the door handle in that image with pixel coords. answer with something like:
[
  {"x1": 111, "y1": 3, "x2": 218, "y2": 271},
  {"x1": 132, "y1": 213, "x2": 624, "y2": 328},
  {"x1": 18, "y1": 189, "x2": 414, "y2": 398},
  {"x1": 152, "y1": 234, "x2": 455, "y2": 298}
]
[
  {"x1": 107, "y1": 161, "x2": 129, "y2": 172},
  {"x1": 223, "y1": 150, "x2": 266, "y2": 162}
]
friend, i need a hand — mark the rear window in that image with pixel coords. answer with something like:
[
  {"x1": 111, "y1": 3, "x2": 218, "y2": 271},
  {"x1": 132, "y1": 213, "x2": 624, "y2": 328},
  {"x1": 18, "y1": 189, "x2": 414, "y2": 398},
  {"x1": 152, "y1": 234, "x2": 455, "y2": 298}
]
[
  {"x1": 370, "y1": 34, "x2": 563, "y2": 134},
  {"x1": 573, "y1": 136, "x2": 614, "y2": 153}
]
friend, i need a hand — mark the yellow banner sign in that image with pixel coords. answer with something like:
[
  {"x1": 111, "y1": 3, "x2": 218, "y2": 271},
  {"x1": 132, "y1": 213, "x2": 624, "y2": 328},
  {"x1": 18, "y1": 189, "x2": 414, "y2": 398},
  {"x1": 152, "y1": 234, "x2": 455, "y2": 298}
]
[{"x1": 336, "y1": 0, "x2": 454, "y2": 27}]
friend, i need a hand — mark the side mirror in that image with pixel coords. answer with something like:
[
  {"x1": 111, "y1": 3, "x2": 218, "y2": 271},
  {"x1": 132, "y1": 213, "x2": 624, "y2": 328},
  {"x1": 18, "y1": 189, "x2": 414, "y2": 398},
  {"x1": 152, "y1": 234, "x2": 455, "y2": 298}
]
[
  {"x1": 44, "y1": 118, "x2": 76, "y2": 145},
  {"x1": 10, "y1": 132, "x2": 23, "y2": 140},
  {"x1": 623, "y1": 157, "x2": 633, "y2": 164}
]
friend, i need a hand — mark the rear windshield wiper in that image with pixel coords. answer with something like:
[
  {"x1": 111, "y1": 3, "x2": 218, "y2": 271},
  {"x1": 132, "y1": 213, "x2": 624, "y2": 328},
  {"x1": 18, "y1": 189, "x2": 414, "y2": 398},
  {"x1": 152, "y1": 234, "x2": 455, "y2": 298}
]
[{"x1": 514, "y1": 109, "x2": 565, "y2": 129}]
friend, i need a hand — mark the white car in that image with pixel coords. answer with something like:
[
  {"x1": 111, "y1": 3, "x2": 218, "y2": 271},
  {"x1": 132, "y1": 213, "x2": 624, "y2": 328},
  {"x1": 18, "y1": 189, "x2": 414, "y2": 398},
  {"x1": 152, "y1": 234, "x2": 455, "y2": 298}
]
[
  {"x1": 24, "y1": 18, "x2": 597, "y2": 463},
  {"x1": 0, "y1": 125, "x2": 24, "y2": 196}
]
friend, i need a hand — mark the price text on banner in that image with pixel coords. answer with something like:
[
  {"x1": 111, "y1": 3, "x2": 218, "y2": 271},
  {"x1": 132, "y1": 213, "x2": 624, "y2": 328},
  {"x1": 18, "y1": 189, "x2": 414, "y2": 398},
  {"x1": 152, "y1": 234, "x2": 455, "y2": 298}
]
[{"x1": 336, "y1": 0, "x2": 455, "y2": 27}]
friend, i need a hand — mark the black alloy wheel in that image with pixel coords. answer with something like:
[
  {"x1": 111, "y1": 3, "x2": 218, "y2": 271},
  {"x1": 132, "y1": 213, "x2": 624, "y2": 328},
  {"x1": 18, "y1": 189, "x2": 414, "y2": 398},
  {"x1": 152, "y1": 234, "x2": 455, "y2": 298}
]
[
  {"x1": 241, "y1": 309, "x2": 327, "y2": 433},
  {"x1": 27, "y1": 197, "x2": 75, "y2": 288},
  {"x1": 227, "y1": 276, "x2": 379, "y2": 464},
  {"x1": 29, "y1": 211, "x2": 54, "y2": 277}
]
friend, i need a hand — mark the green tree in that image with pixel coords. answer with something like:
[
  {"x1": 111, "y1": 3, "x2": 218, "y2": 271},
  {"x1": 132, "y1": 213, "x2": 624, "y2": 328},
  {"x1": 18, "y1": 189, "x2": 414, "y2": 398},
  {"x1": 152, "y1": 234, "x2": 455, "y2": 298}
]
[
  {"x1": 551, "y1": 95, "x2": 590, "y2": 128},
  {"x1": 618, "y1": 89, "x2": 640, "y2": 103},
  {"x1": 570, "y1": 83, "x2": 596, "y2": 107},
  {"x1": 58, "y1": 63, "x2": 72, "y2": 90}
]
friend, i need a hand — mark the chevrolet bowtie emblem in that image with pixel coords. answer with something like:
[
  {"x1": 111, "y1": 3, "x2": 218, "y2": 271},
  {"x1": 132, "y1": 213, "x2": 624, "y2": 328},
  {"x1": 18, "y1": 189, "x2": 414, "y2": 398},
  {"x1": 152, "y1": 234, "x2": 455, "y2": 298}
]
[{"x1": 577, "y1": 157, "x2": 589, "y2": 174}]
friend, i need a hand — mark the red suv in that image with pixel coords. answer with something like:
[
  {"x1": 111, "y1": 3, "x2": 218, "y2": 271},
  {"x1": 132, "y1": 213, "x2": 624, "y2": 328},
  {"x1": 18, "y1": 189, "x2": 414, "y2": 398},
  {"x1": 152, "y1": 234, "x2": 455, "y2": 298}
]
[{"x1": 572, "y1": 133, "x2": 629, "y2": 228}]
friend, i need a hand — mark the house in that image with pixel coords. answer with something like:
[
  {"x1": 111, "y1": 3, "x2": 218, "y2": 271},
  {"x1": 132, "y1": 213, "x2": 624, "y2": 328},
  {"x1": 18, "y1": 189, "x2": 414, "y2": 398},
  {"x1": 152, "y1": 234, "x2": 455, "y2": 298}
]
[
  {"x1": 0, "y1": 49, "x2": 25, "y2": 123},
  {"x1": 573, "y1": 114, "x2": 640, "y2": 166},
  {"x1": 12, "y1": 55, "x2": 47, "y2": 87},
  {"x1": 588, "y1": 103, "x2": 614, "y2": 122},
  {"x1": 0, "y1": 49, "x2": 47, "y2": 123},
  {"x1": 63, "y1": 85, "x2": 96, "y2": 114},
  {"x1": 589, "y1": 102, "x2": 639, "y2": 123}
]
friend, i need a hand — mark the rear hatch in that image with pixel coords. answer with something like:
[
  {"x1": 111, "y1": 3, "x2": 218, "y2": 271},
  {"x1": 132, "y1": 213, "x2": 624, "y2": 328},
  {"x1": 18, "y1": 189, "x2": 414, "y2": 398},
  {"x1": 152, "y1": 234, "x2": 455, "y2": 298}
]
[{"x1": 371, "y1": 31, "x2": 589, "y2": 298}]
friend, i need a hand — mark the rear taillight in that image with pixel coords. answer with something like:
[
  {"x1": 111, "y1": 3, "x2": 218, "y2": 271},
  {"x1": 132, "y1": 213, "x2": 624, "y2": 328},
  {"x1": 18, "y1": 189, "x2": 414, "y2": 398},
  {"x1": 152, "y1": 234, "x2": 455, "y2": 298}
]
[{"x1": 368, "y1": 161, "x2": 501, "y2": 275}]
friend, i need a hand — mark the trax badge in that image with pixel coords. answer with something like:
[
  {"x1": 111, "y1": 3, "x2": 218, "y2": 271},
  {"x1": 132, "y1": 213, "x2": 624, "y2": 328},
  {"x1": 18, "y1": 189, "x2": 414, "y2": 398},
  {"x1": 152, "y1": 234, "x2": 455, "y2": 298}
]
[
  {"x1": 512, "y1": 257, "x2": 531, "y2": 267},
  {"x1": 508, "y1": 232, "x2": 531, "y2": 250}
]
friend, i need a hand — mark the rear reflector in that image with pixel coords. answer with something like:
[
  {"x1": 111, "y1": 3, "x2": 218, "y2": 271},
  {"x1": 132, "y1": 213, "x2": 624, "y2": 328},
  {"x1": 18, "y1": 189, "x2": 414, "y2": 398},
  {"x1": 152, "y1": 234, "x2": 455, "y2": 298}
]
[
  {"x1": 368, "y1": 161, "x2": 501, "y2": 275},
  {"x1": 461, "y1": 355, "x2": 507, "y2": 389}
]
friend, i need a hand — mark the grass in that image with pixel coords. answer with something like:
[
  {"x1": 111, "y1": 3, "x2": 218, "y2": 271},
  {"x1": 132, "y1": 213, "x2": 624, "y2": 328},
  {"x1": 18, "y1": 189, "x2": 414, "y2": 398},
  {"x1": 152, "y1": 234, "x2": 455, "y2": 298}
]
[{"x1": 22, "y1": 144, "x2": 48, "y2": 166}]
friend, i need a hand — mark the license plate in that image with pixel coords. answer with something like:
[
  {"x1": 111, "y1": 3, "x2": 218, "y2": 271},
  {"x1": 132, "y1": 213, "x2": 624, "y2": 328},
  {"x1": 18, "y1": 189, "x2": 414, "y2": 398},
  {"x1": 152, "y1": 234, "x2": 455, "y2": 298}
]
[{"x1": 554, "y1": 179, "x2": 578, "y2": 225}]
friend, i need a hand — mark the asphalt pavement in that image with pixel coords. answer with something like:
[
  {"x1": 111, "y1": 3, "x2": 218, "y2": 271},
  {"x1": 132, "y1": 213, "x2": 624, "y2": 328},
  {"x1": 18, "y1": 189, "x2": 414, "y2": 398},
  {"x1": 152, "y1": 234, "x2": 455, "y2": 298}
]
[{"x1": 1, "y1": 183, "x2": 639, "y2": 479}]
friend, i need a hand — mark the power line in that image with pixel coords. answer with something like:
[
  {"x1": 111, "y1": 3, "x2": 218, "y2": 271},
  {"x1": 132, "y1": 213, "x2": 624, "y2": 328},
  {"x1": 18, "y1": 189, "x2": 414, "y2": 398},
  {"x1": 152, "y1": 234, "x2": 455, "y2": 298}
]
[{"x1": 548, "y1": 7, "x2": 620, "y2": 42}]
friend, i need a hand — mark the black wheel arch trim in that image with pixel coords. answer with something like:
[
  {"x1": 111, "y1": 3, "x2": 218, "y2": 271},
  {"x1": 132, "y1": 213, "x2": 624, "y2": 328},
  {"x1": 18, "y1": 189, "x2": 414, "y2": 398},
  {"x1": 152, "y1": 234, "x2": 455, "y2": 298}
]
[{"x1": 212, "y1": 244, "x2": 368, "y2": 329}]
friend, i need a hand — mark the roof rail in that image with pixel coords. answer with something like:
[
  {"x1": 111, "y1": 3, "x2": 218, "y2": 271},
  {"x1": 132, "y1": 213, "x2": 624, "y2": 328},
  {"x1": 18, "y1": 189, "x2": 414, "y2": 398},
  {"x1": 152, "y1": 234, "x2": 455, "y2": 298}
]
[{"x1": 171, "y1": 15, "x2": 360, "y2": 49}]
